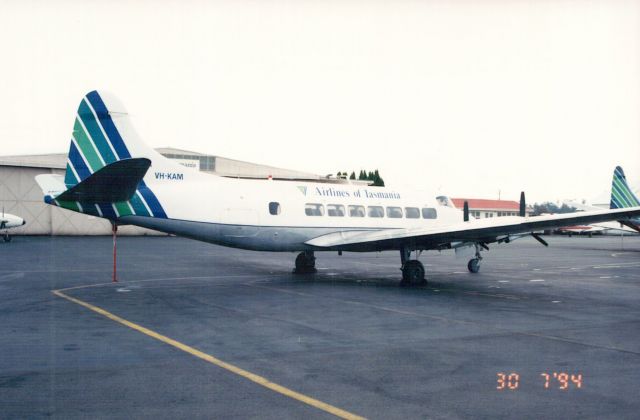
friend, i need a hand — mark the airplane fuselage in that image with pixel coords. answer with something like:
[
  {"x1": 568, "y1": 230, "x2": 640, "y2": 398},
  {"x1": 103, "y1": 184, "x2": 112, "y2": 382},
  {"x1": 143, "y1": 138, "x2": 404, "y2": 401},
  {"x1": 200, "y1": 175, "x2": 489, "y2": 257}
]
[
  {"x1": 1, "y1": 214, "x2": 25, "y2": 230},
  {"x1": 122, "y1": 171, "x2": 464, "y2": 252}
]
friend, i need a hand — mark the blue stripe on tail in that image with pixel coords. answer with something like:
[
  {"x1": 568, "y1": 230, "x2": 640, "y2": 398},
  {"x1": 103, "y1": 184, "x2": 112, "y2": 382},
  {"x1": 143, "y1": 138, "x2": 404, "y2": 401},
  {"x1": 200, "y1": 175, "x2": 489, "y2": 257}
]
[
  {"x1": 68, "y1": 141, "x2": 91, "y2": 182},
  {"x1": 85, "y1": 91, "x2": 131, "y2": 160}
]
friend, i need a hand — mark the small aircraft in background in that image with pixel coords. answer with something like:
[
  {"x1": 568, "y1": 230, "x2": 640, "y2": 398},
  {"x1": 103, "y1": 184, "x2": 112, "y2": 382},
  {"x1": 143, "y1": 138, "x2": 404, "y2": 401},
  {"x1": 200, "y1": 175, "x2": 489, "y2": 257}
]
[
  {"x1": 34, "y1": 91, "x2": 640, "y2": 285},
  {"x1": 0, "y1": 209, "x2": 26, "y2": 242},
  {"x1": 562, "y1": 166, "x2": 640, "y2": 236}
]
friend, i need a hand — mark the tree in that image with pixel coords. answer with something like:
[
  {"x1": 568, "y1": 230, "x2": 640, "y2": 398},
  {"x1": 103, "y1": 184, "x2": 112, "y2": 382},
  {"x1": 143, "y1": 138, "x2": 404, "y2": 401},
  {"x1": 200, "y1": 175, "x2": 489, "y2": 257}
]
[
  {"x1": 532, "y1": 202, "x2": 576, "y2": 216},
  {"x1": 372, "y1": 169, "x2": 384, "y2": 187},
  {"x1": 347, "y1": 169, "x2": 386, "y2": 186}
]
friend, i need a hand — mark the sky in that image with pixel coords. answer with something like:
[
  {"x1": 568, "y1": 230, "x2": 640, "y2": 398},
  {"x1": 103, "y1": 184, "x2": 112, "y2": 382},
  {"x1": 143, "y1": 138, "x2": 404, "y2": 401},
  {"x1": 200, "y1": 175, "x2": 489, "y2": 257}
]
[{"x1": 1, "y1": 0, "x2": 639, "y2": 204}]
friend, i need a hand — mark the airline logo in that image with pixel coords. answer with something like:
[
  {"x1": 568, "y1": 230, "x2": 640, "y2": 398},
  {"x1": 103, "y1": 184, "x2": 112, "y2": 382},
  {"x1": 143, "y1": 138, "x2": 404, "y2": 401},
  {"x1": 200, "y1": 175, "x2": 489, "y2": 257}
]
[
  {"x1": 58, "y1": 91, "x2": 167, "y2": 219},
  {"x1": 297, "y1": 185, "x2": 401, "y2": 199}
]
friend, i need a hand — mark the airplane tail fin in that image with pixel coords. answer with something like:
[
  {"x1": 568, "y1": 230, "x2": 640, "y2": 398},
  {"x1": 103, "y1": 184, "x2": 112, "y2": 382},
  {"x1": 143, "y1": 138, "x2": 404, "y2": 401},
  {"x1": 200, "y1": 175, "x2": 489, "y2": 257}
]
[
  {"x1": 609, "y1": 166, "x2": 640, "y2": 232},
  {"x1": 36, "y1": 90, "x2": 170, "y2": 219},
  {"x1": 610, "y1": 166, "x2": 640, "y2": 209}
]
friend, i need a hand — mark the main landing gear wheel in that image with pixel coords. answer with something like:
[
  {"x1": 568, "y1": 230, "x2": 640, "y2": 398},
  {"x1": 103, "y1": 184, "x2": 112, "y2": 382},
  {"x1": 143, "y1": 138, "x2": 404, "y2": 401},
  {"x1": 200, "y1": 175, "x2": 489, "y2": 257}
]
[
  {"x1": 467, "y1": 258, "x2": 480, "y2": 273},
  {"x1": 401, "y1": 260, "x2": 426, "y2": 286},
  {"x1": 294, "y1": 251, "x2": 317, "y2": 274},
  {"x1": 467, "y1": 243, "x2": 484, "y2": 273}
]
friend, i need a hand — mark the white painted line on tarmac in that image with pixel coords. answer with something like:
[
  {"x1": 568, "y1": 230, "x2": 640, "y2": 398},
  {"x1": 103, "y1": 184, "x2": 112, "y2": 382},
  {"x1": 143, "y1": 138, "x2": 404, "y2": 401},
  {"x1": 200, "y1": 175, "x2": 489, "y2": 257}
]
[{"x1": 529, "y1": 279, "x2": 545, "y2": 282}]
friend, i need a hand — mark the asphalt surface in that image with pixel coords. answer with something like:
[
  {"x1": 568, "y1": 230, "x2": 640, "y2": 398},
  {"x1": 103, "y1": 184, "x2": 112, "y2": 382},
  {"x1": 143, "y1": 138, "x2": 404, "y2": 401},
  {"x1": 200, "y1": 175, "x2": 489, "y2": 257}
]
[{"x1": 1, "y1": 235, "x2": 639, "y2": 419}]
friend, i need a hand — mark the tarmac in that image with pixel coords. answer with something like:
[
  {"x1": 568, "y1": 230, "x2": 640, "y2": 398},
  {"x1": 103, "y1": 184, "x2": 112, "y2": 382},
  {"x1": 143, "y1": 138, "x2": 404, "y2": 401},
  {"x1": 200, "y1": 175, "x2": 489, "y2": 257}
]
[{"x1": 1, "y1": 235, "x2": 639, "y2": 419}]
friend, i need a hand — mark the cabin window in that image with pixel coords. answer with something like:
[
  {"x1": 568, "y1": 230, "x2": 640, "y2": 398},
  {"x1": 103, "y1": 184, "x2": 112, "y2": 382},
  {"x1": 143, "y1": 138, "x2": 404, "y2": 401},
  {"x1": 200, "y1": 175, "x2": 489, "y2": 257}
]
[
  {"x1": 386, "y1": 207, "x2": 403, "y2": 218},
  {"x1": 305, "y1": 203, "x2": 325, "y2": 216},
  {"x1": 327, "y1": 204, "x2": 345, "y2": 217},
  {"x1": 268, "y1": 202, "x2": 281, "y2": 215},
  {"x1": 405, "y1": 207, "x2": 420, "y2": 219},
  {"x1": 368, "y1": 206, "x2": 384, "y2": 218},
  {"x1": 348, "y1": 205, "x2": 365, "y2": 217},
  {"x1": 422, "y1": 207, "x2": 437, "y2": 219}
]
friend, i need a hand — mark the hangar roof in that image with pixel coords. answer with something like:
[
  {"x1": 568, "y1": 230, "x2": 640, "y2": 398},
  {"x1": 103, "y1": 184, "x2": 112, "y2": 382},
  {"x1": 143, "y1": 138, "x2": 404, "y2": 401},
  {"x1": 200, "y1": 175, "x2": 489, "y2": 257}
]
[{"x1": 0, "y1": 153, "x2": 67, "y2": 169}]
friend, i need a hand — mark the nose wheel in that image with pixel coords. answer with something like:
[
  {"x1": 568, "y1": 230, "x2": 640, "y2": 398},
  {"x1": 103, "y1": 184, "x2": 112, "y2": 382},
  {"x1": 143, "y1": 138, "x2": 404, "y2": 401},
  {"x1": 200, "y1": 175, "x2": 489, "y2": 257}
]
[
  {"x1": 467, "y1": 243, "x2": 484, "y2": 273},
  {"x1": 467, "y1": 258, "x2": 480, "y2": 273}
]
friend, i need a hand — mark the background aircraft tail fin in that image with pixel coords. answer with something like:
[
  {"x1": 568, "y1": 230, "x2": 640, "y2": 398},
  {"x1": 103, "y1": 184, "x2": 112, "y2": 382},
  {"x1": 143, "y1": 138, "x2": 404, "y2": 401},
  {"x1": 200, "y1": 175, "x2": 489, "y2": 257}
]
[{"x1": 610, "y1": 166, "x2": 640, "y2": 209}]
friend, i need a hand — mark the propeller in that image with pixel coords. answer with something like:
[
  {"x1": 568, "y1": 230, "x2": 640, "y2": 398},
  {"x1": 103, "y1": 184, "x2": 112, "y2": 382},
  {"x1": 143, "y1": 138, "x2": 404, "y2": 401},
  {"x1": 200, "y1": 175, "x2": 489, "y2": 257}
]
[
  {"x1": 463, "y1": 201, "x2": 469, "y2": 222},
  {"x1": 519, "y1": 192, "x2": 526, "y2": 217}
]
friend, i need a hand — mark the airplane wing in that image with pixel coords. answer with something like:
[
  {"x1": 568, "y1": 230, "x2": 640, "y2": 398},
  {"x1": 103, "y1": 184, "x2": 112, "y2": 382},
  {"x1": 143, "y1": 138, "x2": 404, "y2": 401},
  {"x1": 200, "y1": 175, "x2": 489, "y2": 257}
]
[{"x1": 306, "y1": 207, "x2": 640, "y2": 251}]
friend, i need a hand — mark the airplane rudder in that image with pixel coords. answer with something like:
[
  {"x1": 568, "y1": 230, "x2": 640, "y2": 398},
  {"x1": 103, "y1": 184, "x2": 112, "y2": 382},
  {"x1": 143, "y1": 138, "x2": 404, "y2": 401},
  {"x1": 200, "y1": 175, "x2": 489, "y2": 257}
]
[{"x1": 610, "y1": 166, "x2": 640, "y2": 208}]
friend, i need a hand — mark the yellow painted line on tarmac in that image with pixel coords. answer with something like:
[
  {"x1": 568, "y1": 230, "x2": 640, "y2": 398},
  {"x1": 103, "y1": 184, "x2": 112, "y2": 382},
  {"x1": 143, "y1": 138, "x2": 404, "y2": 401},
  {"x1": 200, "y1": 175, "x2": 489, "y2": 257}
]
[{"x1": 52, "y1": 289, "x2": 365, "y2": 420}]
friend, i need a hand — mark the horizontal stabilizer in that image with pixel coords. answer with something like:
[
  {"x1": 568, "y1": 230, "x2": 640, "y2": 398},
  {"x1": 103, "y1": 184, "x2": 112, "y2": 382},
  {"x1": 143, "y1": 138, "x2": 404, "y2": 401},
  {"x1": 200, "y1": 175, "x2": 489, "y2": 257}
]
[
  {"x1": 619, "y1": 220, "x2": 640, "y2": 233},
  {"x1": 55, "y1": 158, "x2": 151, "y2": 203}
]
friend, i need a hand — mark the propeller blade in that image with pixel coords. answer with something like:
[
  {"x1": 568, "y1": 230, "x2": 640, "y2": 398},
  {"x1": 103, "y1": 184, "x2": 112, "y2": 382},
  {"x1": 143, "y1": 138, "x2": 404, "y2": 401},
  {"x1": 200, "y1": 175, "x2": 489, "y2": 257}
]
[
  {"x1": 519, "y1": 192, "x2": 526, "y2": 217},
  {"x1": 463, "y1": 201, "x2": 469, "y2": 222}
]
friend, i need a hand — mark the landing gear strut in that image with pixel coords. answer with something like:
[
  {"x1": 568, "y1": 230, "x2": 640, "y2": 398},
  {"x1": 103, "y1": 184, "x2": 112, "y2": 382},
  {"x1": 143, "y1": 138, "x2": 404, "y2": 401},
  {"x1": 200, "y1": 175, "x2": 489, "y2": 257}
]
[
  {"x1": 294, "y1": 251, "x2": 317, "y2": 274},
  {"x1": 400, "y1": 247, "x2": 426, "y2": 286},
  {"x1": 3, "y1": 232, "x2": 10, "y2": 242},
  {"x1": 467, "y1": 243, "x2": 483, "y2": 273}
]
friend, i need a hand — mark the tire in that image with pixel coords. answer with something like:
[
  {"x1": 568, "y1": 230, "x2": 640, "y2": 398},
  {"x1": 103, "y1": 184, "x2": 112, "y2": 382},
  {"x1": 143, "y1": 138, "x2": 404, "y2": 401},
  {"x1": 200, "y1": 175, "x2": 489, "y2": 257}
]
[
  {"x1": 294, "y1": 252, "x2": 316, "y2": 273},
  {"x1": 467, "y1": 258, "x2": 480, "y2": 273},
  {"x1": 402, "y1": 260, "x2": 426, "y2": 285}
]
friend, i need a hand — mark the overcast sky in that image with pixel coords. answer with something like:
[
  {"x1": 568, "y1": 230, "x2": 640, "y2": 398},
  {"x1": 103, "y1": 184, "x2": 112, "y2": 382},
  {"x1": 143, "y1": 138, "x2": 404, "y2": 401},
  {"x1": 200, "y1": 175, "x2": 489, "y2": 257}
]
[{"x1": 1, "y1": 0, "x2": 639, "y2": 203}]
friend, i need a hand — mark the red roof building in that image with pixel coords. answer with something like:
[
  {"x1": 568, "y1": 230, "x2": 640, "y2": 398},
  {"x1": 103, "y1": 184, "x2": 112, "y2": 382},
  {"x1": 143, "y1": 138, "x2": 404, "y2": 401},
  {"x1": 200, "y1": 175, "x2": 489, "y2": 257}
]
[{"x1": 450, "y1": 198, "x2": 531, "y2": 219}]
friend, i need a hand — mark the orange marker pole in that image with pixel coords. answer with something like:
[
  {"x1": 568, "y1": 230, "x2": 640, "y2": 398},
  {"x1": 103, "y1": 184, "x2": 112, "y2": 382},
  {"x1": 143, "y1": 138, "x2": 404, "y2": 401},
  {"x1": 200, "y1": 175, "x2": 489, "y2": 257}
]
[{"x1": 112, "y1": 222, "x2": 118, "y2": 283}]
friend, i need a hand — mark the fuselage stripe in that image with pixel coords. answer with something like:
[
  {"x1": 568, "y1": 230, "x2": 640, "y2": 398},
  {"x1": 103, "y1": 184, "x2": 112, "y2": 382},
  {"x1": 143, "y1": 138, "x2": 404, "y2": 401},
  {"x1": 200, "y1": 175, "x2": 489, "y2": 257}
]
[{"x1": 138, "y1": 180, "x2": 167, "y2": 218}]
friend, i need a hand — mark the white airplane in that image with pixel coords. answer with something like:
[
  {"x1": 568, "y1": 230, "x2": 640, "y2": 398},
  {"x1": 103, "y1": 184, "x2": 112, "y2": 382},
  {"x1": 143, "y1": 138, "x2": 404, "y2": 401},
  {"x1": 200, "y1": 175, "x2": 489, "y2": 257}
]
[
  {"x1": 34, "y1": 91, "x2": 640, "y2": 285},
  {"x1": 0, "y1": 210, "x2": 26, "y2": 242}
]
